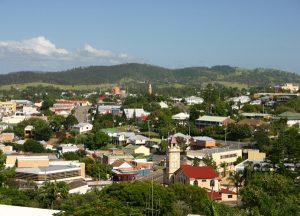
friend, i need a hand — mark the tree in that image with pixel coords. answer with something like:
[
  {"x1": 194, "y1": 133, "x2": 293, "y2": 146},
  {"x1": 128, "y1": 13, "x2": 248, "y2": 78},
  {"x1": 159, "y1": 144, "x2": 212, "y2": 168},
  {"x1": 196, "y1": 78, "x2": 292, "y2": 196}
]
[
  {"x1": 13, "y1": 118, "x2": 52, "y2": 141},
  {"x1": 62, "y1": 151, "x2": 81, "y2": 161},
  {"x1": 63, "y1": 115, "x2": 78, "y2": 131},
  {"x1": 0, "y1": 150, "x2": 15, "y2": 187},
  {"x1": 49, "y1": 115, "x2": 66, "y2": 132},
  {"x1": 93, "y1": 131, "x2": 111, "y2": 149},
  {"x1": 23, "y1": 139, "x2": 45, "y2": 153},
  {"x1": 79, "y1": 157, "x2": 111, "y2": 180},
  {"x1": 176, "y1": 136, "x2": 187, "y2": 152},
  {"x1": 241, "y1": 173, "x2": 300, "y2": 216},
  {"x1": 38, "y1": 181, "x2": 69, "y2": 209},
  {"x1": 227, "y1": 171, "x2": 244, "y2": 199},
  {"x1": 202, "y1": 155, "x2": 217, "y2": 170},
  {"x1": 220, "y1": 162, "x2": 228, "y2": 177},
  {"x1": 254, "y1": 127, "x2": 271, "y2": 154},
  {"x1": 41, "y1": 97, "x2": 55, "y2": 111},
  {"x1": 227, "y1": 123, "x2": 252, "y2": 141}
]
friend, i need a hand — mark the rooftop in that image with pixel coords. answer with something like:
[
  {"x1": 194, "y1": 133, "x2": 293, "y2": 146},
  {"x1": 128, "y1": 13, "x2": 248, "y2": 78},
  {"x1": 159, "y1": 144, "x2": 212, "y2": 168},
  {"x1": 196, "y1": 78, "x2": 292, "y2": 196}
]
[
  {"x1": 179, "y1": 165, "x2": 219, "y2": 179},
  {"x1": 16, "y1": 164, "x2": 80, "y2": 174},
  {"x1": 0, "y1": 205, "x2": 60, "y2": 216},
  {"x1": 196, "y1": 115, "x2": 229, "y2": 122},
  {"x1": 193, "y1": 136, "x2": 215, "y2": 141},
  {"x1": 188, "y1": 147, "x2": 242, "y2": 154}
]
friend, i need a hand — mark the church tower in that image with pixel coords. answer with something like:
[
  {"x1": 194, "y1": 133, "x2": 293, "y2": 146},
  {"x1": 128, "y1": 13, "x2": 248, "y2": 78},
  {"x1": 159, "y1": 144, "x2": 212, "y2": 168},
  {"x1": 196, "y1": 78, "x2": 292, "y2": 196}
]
[{"x1": 164, "y1": 136, "x2": 181, "y2": 185}]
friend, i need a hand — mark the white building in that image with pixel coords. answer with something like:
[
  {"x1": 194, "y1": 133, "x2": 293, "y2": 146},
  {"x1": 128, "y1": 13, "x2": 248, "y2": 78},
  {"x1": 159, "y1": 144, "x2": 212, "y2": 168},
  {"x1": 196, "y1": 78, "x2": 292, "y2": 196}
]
[
  {"x1": 123, "y1": 108, "x2": 150, "y2": 119},
  {"x1": 72, "y1": 123, "x2": 93, "y2": 134},
  {"x1": 23, "y1": 106, "x2": 39, "y2": 115},
  {"x1": 128, "y1": 134, "x2": 150, "y2": 145},
  {"x1": 57, "y1": 144, "x2": 80, "y2": 154},
  {"x1": 159, "y1": 101, "x2": 169, "y2": 109},
  {"x1": 229, "y1": 95, "x2": 251, "y2": 104},
  {"x1": 172, "y1": 112, "x2": 190, "y2": 121},
  {"x1": 185, "y1": 96, "x2": 204, "y2": 105}
]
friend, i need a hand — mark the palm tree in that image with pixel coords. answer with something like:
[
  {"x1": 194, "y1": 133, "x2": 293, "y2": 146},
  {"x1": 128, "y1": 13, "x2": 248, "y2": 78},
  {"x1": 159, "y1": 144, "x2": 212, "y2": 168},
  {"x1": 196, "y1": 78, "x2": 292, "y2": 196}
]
[
  {"x1": 38, "y1": 181, "x2": 69, "y2": 209},
  {"x1": 243, "y1": 161, "x2": 254, "y2": 186},
  {"x1": 220, "y1": 162, "x2": 228, "y2": 177},
  {"x1": 227, "y1": 171, "x2": 244, "y2": 200}
]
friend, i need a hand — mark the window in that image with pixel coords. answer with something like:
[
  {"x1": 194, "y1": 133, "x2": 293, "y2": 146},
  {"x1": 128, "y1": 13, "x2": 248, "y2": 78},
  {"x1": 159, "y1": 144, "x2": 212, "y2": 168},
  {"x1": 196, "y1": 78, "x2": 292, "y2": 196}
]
[
  {"x1": 193, "y1": 180, "x2": 198, "y2": 186},
  {"x1": 228, "y1": 195, "x2": 232, "y2": 198},
  {"x1": 202, "y1": 179, "x2": 206, "y2": 182},
  {"x1": 220, "y1": 154, "x2": 237, "y2": 159}
]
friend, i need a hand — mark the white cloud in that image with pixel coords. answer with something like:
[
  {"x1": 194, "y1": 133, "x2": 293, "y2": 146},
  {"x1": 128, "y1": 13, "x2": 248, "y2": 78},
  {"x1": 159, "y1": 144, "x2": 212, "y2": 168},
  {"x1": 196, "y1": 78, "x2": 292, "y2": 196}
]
[
  {"x1": 0, "y1": 36, "x2": 69, "y2": 57},
  {"x1": 0, "y1": 36, "x2": 135, "y2": 72},
  {"x1": 82, "y1": 44, "x2": 114, "y2": 58}
]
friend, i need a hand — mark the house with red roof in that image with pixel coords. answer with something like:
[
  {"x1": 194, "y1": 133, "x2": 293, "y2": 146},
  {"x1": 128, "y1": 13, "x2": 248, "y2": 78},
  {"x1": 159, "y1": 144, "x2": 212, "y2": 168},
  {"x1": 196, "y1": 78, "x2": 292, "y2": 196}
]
[
  {"x1": 207, "y1": 188, "x2": 237, "y2": 202},
  {"x1": 173, "y1": 165, "x2": 220, "y2": 191}
]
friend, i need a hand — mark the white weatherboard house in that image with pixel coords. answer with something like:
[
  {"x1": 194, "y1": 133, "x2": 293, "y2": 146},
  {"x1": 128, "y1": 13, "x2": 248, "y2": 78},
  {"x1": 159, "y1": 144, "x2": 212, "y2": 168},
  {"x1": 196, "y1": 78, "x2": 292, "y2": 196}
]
[
  {"x1": 172, "y1": 112, "x2": 190, "y2": 120},
  {"x1": 123, "y1": 108, "x2": 150, "y2": 119},
  {"x1": 72, "y1": 122, "x2": 93, "y2": 134},
  {"x1": 159, "y1": 101, "x2": 169, "y2": 108},
  {"x1": 185, "y1": 96, "x2": 204, "y2": 105}
]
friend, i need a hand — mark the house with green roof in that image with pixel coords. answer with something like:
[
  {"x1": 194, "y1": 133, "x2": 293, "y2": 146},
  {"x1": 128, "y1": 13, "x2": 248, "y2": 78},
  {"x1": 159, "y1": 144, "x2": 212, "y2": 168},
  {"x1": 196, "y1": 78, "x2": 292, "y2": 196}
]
[{"x1": 277, "y1": 111, "x2": 300, "y2": 127}]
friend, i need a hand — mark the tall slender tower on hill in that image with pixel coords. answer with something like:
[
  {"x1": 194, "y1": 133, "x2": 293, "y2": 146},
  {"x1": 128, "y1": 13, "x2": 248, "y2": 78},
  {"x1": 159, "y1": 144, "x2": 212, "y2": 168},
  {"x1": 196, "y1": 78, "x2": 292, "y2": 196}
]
[{"x1": 148, "y1": 83, "x2": 152, "y2": 95}]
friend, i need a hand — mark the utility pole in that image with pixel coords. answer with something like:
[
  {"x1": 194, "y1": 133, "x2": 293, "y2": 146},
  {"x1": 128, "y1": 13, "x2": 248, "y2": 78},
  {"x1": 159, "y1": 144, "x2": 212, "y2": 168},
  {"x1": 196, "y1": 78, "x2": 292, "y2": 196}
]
[
  {"x1": 224, "y1": 127, "x2": 227, "y2": 145},
  {"x1": 147, "y1": 120, "x2": 151, "y2": 140}
]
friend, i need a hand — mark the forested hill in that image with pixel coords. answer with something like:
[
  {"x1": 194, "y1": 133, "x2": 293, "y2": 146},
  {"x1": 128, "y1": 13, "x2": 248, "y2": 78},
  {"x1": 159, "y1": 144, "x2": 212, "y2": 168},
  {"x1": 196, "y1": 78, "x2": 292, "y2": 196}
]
[{"x1": 0, "y1": 63, "x2": 299, "y2": 86}]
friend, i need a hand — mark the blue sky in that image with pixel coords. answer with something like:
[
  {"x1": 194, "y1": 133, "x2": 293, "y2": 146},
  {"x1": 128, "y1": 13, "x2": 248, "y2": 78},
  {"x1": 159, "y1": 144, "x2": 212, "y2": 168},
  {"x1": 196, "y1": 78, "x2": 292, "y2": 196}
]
[{"x1": 0, "y1": 0, "x2": 299, "y2": 73}]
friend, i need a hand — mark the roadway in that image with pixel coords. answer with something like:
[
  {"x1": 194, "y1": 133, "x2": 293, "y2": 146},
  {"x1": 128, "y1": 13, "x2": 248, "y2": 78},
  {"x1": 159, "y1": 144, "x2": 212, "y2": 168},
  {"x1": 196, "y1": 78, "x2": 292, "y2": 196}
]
[{"x1": 74, "y1": 105, "x2": 91, "y2": 123}]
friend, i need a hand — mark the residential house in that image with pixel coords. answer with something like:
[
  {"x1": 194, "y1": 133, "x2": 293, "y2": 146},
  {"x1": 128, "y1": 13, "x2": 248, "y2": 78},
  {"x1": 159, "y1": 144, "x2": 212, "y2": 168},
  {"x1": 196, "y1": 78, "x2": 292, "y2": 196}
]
[
  {"x1": 195, "y1": 116, "x2": 233, "y2": 128},
  {"x1": 97, "y1": 105, "x2": 121, "y2": 115},
  {"x1": 1, "y1": 111, "x2": 27, "y2": 124},
  {"x1": 0, "y1": 101, "x2": 17, "y2": 113},
  {"x1": 124, "y1": 144, "x2": 150, "y2": 156},
  {"x1": 229, "y1": 95, "x2": 250, "y2": 104},
  {"x1": 72, "y1": 123, "x2": 93, "y2": 134},
  {"x1": 111, "y1": 132, "x2": 135, "y2": 145},
  {"x1": 173, "y1": 165, "x2": 220, "y2": 191},
  {"x1": 102, "y1": 153, "x2": 134, "y2": 165},
  {"x1": 208, "y1": 188, "x2": 238, "y2": 202},
  {"x1": 123, "y1": 108, "x2": 150, "y2": 120},
  {"x1": 279, "y1": 83, "x2": 299, "y2": 93},
  {"x1": 185, "y1": 96, "x2": 204, "y2": 105},
  {"x1": 190, "y1": 136, "x2": 216, "y2": 149},
  {"x1": 0, "y1": 133, "x2": 15, "y2": 143},
  {"x1": 0, "y1": 144, "x2": 13, "y2": 154},
  {"x1": 277, "y1": 111, "x2": 300, "y2": 127},
  {"x1": 111, "y1": 159, "x2": 133, "y2": 171},
  {"x1": 240, "y1": 112, "x2": 272, "y2": 119},
  {"x1": 57, "y1": 144, "x2": 79, "y2": 154},
  {"x1": 159, "y1": 101, "x2": 169, "y2": 109},
  {"x1": 172, "y1": 112, "x2": 190, "y2": 125},
  {"x1": 127, "y1": 134, "x2": 150, "y2": 145},
  {"x1": 11, "y1": 100, "x2": 33, "y2": 110}
]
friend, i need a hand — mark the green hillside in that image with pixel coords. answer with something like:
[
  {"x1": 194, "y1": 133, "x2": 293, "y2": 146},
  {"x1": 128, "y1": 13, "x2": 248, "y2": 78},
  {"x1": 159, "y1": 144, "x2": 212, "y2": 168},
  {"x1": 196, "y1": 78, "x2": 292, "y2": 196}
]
[{"x1": 0, "y1": 63, "x2": 299, "y2": 87}]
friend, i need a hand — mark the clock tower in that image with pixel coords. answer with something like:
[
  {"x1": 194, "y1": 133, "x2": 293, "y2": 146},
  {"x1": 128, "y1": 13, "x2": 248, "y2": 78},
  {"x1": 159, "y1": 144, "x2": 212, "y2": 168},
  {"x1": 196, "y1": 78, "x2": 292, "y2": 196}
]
[{"x1": 164, "y1": 136, "x2": 181, "y2": 185}]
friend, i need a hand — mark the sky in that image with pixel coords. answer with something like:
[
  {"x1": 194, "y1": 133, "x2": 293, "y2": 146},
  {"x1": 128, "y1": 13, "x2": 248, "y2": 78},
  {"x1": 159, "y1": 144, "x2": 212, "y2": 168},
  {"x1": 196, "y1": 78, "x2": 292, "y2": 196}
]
[{"x1": 0, "y1": 0, "x2": 299, "y2": 73}]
